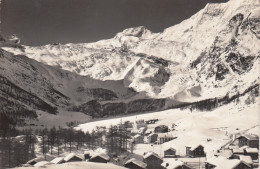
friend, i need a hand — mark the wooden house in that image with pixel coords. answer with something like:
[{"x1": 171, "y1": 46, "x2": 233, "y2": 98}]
[
  {"x1": 245, "y1": 148, "x2": 259, "y2": 160},
  {"x1": 64, "y1": 153, "x2": 83, "y2": 163},
  {"x1": 205, "y1": 156, "x2": 251, "y2": 169},
  {"x1": 26, "y1": 158, "x2": 43, "y2": 166},
  {"x1": 186, "y1": 145, "x2": 205, "y2": 157},
  {"x1": 158, "y1": 133, "x2": 175, "y2": 144},
  {"x1": 133, "y1": 134, "x2": 144, "y2": 144},
  {"x1": 236, "y1": 134, "x2": 259, "y2": 148},
  {"x1": 164, "y1": 148, "x2": 176, "y2": 158},
  {"x1": 89, "y1": 153, "x2": 110, "y2": 163},
  {"x1": 154, "y1": 125, "x2": 168, "y2": 133},
  {"x1": 232, "y1": 155, "x2": 253, "y2": 168},
  {"x1": 161, "y1": 161, "x2": 193, "y2": 169},
  {"x1": 124, "y1": 158, "x2": 147, "y2": 169},
  {"x1": 143, "y1": 152, "x2": 163, "y2": 169},
  {"x1": 147, "y1": 133, "x2": 158, "y2": 143}
]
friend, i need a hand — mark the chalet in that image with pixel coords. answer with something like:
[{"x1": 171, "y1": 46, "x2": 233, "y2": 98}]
[
  {"x1": 133, "y1": 134, "x2": 144, "y2": 144},
  {"x1": 161, "y1": 161, "x2": 193, "y2": 169},
  {"x1": 147, "y1": 133, "x2": 158, "y2": 143},
  {"x1": 245, "y1": 148, "x2": 259, "y2": 160},
  {"x1": 26, "y1": 157, "x2": 43, "y2": 166},
  {"x1": 186, "y1": 145, "x2": 205, "y2": 157},
  {"x1": 64, "y1": 153, "x2": 83, "y2": 163},
  {"x1": 236, "y1": 134, "x2": 259, "y2": 148},
  {"x1": 84, "y1": 151, "x2": 91, "y2": 160},
  {"x1": 124, "y1": 158, "x2": 147, "y2": 169},
  {"x1": 233, "y1": 155, "x2": 253, "y2": 167},
  {"x1": 143, "y1": 152, "x2": 163, "y2": 169},
  {"x1": 164, "y1": 148, "x2": 176, "y2": 158},
  {"x1": 205, "y1": 156, "x2": 251, "y2": 169},
  {"x1": 158, "y1": 133, "x2": 175, "y2": 144},
  {"x1": 154, "y1": 125, "x2": 168, "y2": 133},
  {"x1": 51, "y1": 157, "x2": 65, "y2": 164},
  {"x1": 89, "y1": 153, "x2": 110, "y2": 163}
]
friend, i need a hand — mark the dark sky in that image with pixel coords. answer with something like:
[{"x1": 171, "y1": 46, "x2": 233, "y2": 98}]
[{"x1": 1, "y1": 0, "x2": 228, "y2": 46}]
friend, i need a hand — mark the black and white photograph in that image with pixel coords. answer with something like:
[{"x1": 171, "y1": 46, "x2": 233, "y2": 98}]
[{"x1": 0, "y1": 0, "x2": 259, "y2": 168}]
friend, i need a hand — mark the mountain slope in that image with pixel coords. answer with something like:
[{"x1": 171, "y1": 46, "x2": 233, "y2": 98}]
[{"x1": 0, "y1": 0, "x2": 259, "y2": 126}]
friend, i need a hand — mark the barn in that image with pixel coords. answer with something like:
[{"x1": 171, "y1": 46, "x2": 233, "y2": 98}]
[
  {"x1": 147, "y1": 133, "x2": 158, "y2": 143},
  {"x1": 143, "y1": 152, "x2": 163, "y2": 169},
  {"x1": 64, "y1": 153, "x2": 83, "y2": 163},
  {"x1": 89, "y1": 153, "x2": 110, "y2": 163},
  {"x1": 186, "y1": 145, "x2": 205, "y2": 157},
  {"x1": 164, "y1": 147, "x2": 176, "y2": 158},
  {"x1": 236, "y1": 134, "x2": 259, "y2": 148},
  {"x1": 124, "y1": 158, "x2": 147, "y2": 169}
]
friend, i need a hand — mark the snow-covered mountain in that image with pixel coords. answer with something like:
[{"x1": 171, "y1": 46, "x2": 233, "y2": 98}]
[{"x1": 1, "y1": 0, "x2": 259, "y2": 126}]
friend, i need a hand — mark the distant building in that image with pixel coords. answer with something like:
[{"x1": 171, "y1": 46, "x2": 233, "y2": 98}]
[
  {"x1": 147, "y1": 133, "x2": 158, "y2": 143},
  {"x1": 26, "y1": 158, "x2": 43, "y2": 166},
  {"x1": 154, "y1": 125, "x2": 168, "y2": 133},
  {"x1": 245, "y1": 148, "x2": 259, "y2": 160},
  {"x1": 133, "y1": 134, "x2": 144, "y2": 144},
  {"x1": 205, "y1": 156, "x2": 251, "y2": 169},
  {"x1": 124, "y1": 158, "x2": 147, "y2": 169},
  {"x1": 236, "y1": 134, "x2": 259, "y2": 148},
  {"x1": 143, "y1": 152, "x2": 163, "y2": 169},
  {"x1": 161, "y1": 161, "x2": 193, "y2": 169},
  {"x1": 64, "y1": 153, "x2": 83, "y2": 163},
  {"x1": 186, "y1": 145, "x2": 205, "y2": 157},
  {"x1": 158, "y1": 133, "x2": 175, "y2": 144},
  {"x1": 89, "y1": 153, "x2": 110, "y2": 163},
  {"x1": 164, "y1": 148, "x2": 176, "y2": 158},
  {"x1": 51, "y1": 157, "x2": 65, "y2": 164}
]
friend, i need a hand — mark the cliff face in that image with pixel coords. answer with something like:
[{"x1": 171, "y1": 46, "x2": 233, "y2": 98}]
[{"x1": 0, "y1": 0, "x2": 259, "y2": 123}]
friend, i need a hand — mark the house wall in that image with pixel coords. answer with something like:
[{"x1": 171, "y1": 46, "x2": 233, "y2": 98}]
[
  {"x1": 191, "y1": 146, "x2": 205, "y2": 157},
  {"x1": 143, "y1": 156, "x2": 163, "y2": 169},
  {"x1": 248, "y1": 140, "x2": 259, "y2": 148},
  {"x1": 205, "y1": 162, "x2": 216, "y2": 169},
  {"x1": 164, "y1": 149, "x2": 176, "y2": 157},
  {"x1": 238, "y1": 137, "x2": 248, "y2": 147},
  {"x1": 246, "y1": 153, "x2": 258, "y2": 160}
]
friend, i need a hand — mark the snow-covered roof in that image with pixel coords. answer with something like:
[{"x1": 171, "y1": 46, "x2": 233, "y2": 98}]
[
  {"x1": 207, "y1": 156, "x2": 250, "y2": 169},
  {"x1": 90, "y1": 153, "x2": 110, "y2": 161},
  {"x1": 245, "y1": 148, "x2": 258, "y2": 153},
  {"x1": 148, "y1": 133, "x2": 157, "y2": 137},
  {"x1": 134, "y1": 134, "x2": 142, "y2": 138},
  {"x1": 34, "y1": 161, "x2": 54, "y2": 167},
  {"x1": 161, "y1": 161, "x2": 192, "y2": 169},
  {"x1": 214, "y1": 149, "x2": 233, "y2": 159},
  {"x1": 190, "y1": 144, "x2": 204, "y2": 151},
  {"x1": 125, "y1": 158, "x2": 147, "y2": 169},
  {"x1": 84, "y1": 151, "x2": 90, "y2": 154},
  {"x1": 164, "y1": 147, "x2": 176, "y2": 152},
  {"x1": 158, "y1": 133, "x2": 173, "y2": 138},
  {"x1": 64, "y1": 153, "x2": 83, "y2": 162},
  {"x1": 238, "y1": 155, "x2": 253, "y2": 165},
  {"x1": 51, "y1": 157, "x2": 64, "y2": 164},
  {"x1": 143, "y1": 152, "x2": 163, "y2": 160},
  {"x1": 26, "y1": 157, "x2": 43, "y2": 164},
  {"x1": 237, "y1": 134, "x2": 259, "y2": 140},
  {"x1": 232, "y1": 148, "x2": 244, "y2": 154}
]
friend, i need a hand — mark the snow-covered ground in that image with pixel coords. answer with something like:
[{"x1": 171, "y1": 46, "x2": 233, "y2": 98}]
[{"x1": 76, "y1": 95, "x2": 259, "y2": 158}]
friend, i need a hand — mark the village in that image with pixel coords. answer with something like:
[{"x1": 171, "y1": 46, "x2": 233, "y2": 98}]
[{"x1": 15, "y1": 117, "x2": 259, "y2": 169}]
